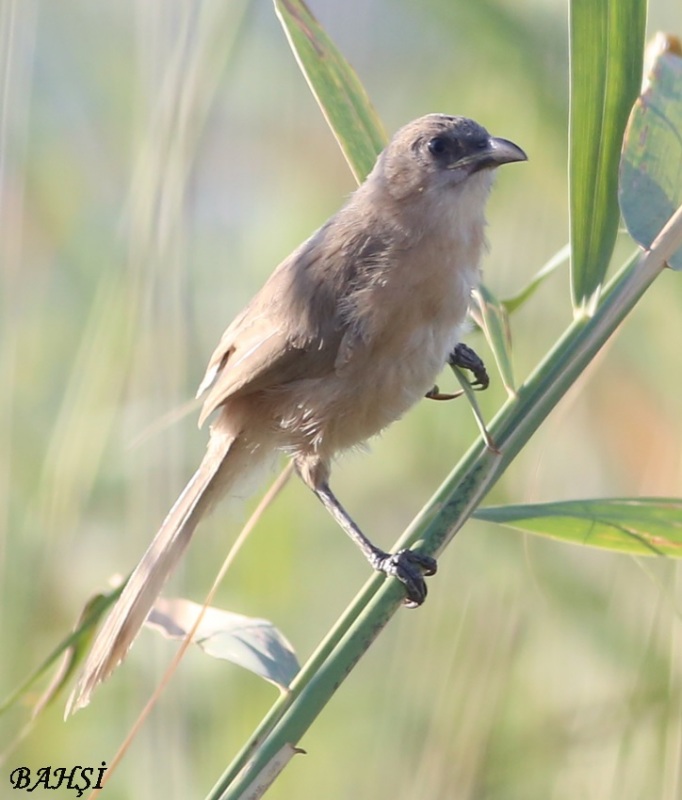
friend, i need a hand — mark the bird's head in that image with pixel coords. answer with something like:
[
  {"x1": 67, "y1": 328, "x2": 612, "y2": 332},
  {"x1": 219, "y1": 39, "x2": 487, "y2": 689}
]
[{"x1": 374, "y1": 114, "x2": 527, "y2": 203}]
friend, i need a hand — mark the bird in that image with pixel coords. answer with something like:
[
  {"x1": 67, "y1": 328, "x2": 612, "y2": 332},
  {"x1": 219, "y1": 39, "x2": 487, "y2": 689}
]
[{"x1": 67, "y1": 114, "x2": 526, "y2": 714}]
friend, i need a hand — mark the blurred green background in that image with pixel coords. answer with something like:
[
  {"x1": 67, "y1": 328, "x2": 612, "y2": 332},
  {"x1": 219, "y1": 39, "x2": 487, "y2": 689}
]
[{"x1": 2, "y1": 1, "x2": 682, "y2": 798}]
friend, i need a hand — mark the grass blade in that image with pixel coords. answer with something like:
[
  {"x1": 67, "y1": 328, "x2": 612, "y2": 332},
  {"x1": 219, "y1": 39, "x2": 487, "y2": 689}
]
[
  {"x1": 501, "y1": 243, "x2": 570, "y2": 314},
  {"x1": 569, "y1": 0, "x2": 646, "y2": 311},
  {"x1": 274, "y1": 0, "x2": 386, "y2": 182},
  {"x1": 474, "y1": 498, "x2": 682, "y2": 556},
  {"x1": 472, "y1": 284, "x2": 516, "y2": 394}
]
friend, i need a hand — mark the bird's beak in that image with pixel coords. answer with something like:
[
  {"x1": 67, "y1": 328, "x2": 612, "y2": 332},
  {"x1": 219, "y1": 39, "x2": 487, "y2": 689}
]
[
  {"x1": 453, "y1": 136, "x2": 527, "y2": 173},
  {"x1": 486, "y1": 136, "x2": 527, "y2": 166}
]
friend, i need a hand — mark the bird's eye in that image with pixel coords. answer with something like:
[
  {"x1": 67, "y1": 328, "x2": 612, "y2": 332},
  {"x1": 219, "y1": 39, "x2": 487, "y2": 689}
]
[{"x1": 427, "y1": 136, "x2": 448, "y2": 157}]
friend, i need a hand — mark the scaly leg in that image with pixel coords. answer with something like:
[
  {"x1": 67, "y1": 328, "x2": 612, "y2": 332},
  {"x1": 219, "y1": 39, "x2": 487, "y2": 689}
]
[{"x1": 299, "y1": 467, "x2": 437, "y2": 606}]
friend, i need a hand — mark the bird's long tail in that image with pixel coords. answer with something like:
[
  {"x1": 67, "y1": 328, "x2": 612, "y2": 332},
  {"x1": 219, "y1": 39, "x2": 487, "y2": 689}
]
[{"x1": 66, "y1": 426, "x2": 256, "y2": 715}]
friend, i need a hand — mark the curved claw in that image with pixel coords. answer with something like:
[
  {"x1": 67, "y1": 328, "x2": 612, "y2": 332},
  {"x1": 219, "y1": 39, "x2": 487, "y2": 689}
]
[
  {"x1": 425, "y1": 385, "x2": 463, "y2": 401},
  {"x1": 377, "y1": 549, "x2": 438, "y2": 607}
]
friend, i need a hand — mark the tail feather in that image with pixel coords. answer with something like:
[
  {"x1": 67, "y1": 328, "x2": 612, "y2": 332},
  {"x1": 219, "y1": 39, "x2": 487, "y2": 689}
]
[{"x1": 66, "y1": 429, "x2": 247, "y2": 716}]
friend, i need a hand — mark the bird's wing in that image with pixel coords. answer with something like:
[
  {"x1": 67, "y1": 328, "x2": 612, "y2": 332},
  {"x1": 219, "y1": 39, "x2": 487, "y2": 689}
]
[
  {"x1": 196, "y1": 236, "x2": 345, "y2": 428},
  {"x1": 197, "y1": 319, "x2": 340, "y2": 428}
]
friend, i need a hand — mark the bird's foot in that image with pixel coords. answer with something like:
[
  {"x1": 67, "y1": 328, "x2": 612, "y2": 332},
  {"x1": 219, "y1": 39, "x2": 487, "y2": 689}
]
[
  {"x1": 448, "y1": 342, "x2": 489, "y2": 391},
  {"x1": 371, "y1": 549, "x2": 438, "y2": 607}
]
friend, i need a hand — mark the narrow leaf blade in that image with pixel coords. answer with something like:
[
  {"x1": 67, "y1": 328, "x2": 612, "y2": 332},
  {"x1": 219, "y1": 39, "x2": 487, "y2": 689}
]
[
  {"x1": 569, "y1": 0, "x2": 646, "y2": 310},
  {"x1": 474, "y1": 498, "x2": 682, "y2": 556},
  {"x1": 0, "y1": 587, "x2": 119, "y2": 718},
  {"x1": 274, "y1": 0, "x2": 387, "y2": 182},
  {"x1": 471, "y1": 284, "x2": 516, "y2": 394},
  {"x1": 501, "y1": 243, "x2": 570, "y2": 314}
]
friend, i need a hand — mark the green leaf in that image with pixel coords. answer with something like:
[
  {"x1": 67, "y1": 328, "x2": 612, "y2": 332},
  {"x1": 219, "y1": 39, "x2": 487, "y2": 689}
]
[
  {"x1": 274, "y1": 0, "x2": 386, "y2": 183},
  {"x1": 501, "y1": 243, "x2": 570, "y2": 314},
  {"x1": 474, "y1": 498, "x2": 682, "y2": 556},
  {"x1": 147, "y1": 598, "x2": 300, "y2": 692},
  {"x1": 0, "y1": 587, "x2": 118, "y2": 718},
  {"x1": 471, "y1": 284, "x2": 516, "y2": 394},
  {"x1": 449, "y1": 365, "x2": 498, "y2": 453},
  {"x1": 620, "y1": 34, "x2": 682, "y2": 270},
  {"x1": 569, "y1": 0, "x2": 646, "y2": 311}
]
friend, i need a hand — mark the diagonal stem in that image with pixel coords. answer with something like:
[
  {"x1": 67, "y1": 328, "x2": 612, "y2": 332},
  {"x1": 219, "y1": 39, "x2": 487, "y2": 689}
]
[{"x1": 207, "y1": 209, "x2": 682, "y2": 798}]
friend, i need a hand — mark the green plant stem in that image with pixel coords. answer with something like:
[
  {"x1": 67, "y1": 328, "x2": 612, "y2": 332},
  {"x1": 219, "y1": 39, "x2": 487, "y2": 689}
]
[{"x1": 208, "y1": 212, "x2": 679, "y2": 798}]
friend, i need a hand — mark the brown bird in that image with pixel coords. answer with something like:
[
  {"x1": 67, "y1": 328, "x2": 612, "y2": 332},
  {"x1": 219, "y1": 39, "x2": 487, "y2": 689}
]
[{"x1": 67, "y1": 114, "x2": 526, "y2": 714}]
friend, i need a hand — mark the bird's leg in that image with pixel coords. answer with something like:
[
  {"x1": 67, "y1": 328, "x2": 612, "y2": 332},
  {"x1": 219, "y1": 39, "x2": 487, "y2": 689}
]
[
  {"x1": 448, "y1": 342, "x2": 489, "y2": 391},
  {"x1": 314, "y1": 482, "x2": 436, "y2": 606},
  {"x1": 296, "y1": 457, "x2": 436, "y2": 605}
]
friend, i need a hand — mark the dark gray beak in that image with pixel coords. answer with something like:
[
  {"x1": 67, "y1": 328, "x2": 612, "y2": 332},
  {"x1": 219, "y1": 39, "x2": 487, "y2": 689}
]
[
  {"x1": 454, "y1": 135, "x2": 527, "y2": 174},
  {"x1": 486, "y1": 136, "x2": 527, "y2": 166}
]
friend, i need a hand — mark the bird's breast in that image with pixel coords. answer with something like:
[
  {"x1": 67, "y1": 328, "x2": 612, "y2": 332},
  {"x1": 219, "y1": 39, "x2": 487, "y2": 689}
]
[
  {"x1": 271, "y1": 208, "x2": 485, "y2": 458},
  {"x1": 293, "y1": 257, "x2": 477, "y2": 455}
]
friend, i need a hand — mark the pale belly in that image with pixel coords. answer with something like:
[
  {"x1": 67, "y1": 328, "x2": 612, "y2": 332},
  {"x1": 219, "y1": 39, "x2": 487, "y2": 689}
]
[{"x1": 272, "y1": 316, "x2": 463, "y2": 459}]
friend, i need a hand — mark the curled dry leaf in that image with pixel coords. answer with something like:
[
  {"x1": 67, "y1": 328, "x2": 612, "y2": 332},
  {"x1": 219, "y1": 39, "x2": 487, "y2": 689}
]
[{"x1": 147, "y1": 597, "x2": 299, "y2": 692}]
